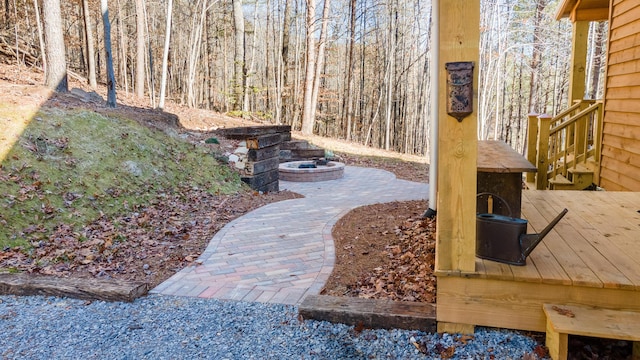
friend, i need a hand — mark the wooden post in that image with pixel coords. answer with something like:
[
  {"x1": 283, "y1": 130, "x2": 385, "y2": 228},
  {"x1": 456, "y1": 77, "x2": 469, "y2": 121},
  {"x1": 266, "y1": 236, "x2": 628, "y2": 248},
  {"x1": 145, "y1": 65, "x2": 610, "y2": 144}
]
[
  {"x1": 568, "y1": 21, "x2": 589, "y2": 103},
  {"x1": 574, "y1": 101, "x2": 588, "y2": 165},
  {"x1": 526, "y1": 113, "x2": 539, "y2": 184},
  {"x1": 435, "y1": 0, "x2": 479, "y2": 274},
  {"x1": 593, "y1": 102, "x2": 604, "y2": 184},
  {"x1": 536, "y1": 115, "x2": 552, "y2": 190}
]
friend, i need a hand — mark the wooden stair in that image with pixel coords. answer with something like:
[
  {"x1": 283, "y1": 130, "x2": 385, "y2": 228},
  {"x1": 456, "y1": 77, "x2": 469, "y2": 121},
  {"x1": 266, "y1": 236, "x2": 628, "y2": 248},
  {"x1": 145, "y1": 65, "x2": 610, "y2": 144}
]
[
  {"x1": 548, "y1": 164, "x2": 594, "y2": 190},
  {"x1": 543, "y1": 304, "x2": 640, "y2": 360},
  {"x1": 279, "y1": 140, "x2": 326, "y2": 162}
]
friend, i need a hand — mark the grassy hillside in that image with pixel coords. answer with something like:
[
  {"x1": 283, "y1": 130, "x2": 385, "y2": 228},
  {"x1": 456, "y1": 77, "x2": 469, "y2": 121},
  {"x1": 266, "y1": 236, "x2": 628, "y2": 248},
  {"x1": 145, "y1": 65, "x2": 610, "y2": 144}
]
[{"x1": 0, "y1": 105, "x2": 242, "y2": 249}]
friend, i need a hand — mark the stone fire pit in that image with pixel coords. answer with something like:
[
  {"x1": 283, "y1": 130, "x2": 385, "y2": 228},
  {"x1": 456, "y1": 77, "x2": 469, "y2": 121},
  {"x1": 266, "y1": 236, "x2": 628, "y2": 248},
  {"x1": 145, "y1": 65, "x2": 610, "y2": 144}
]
[{"x1": 279, "y1": 161, "x2": 345, "y2": 182}]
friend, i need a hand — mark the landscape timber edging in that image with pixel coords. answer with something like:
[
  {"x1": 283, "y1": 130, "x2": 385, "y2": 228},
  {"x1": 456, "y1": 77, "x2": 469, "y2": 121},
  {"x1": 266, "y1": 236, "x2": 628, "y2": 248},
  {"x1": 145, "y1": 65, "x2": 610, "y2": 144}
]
[
  {"x1": 0, "y1": 273, "x2": 149, "y2": 302},
  {"x1": 298, "y1": 295, "x2": 437, "y2": 332}
]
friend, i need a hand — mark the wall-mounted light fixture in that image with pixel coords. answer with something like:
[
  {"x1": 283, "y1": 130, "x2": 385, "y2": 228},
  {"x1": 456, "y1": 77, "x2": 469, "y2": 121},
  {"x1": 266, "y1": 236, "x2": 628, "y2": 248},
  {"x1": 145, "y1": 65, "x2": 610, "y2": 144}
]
[{"x1": 445, "y1": 61, "x2": 474, "y2": 122}]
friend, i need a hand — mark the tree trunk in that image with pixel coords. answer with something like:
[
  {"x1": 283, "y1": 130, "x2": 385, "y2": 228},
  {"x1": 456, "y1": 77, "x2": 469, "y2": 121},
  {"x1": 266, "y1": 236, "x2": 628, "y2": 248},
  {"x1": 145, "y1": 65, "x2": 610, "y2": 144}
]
[
  {"x1": 588, "y1": 21, "x2": 606, "y2": 99},
  {"x1": 101, "y1": 0, "x2": 116, "y2": 107},
  {"x1": 309, "y1": 0, "x2": 330, "y2": 125},
  {"x1": 186, "y1": 0, "x2": 208, "y2": 108},
  {"x1": 33, "y1": 0, "x2": 46, "y2": 73},
  {"x1": 42, "y1": 0, "x2": 67, "y2": 92},
  {"x1": 232, "y1": 0, "x2": 245, "y2": 111},
  {"x1": 280, "y1": 0, "x2": 292, "y2": 123},
  {"x1": 300, "y1": 0, "x2": 317, "y2": 135},
  {"x1": 527, "y1": 0, "x2": 546, "y2": 113},
  {"x1": 135, "y1": 0, "x2": 145, "y2": 98},
  {"x1": 81, "y1": 0, "x2": 97, "y2": 89},
  {"x1": 344, "y1": 0, "x2": 356, "y2": 140},
  {"x1": 158, "y1": 0, "x2": 173, "y2": 110},
  {"x1": 243, "y1": 0, "x2": 259, "y2": 113}
]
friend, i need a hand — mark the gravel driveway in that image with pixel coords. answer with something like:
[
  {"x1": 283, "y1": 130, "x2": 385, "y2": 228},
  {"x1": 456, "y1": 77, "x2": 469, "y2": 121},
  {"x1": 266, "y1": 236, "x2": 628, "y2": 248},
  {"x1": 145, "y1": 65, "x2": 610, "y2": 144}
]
[{"x1": 0, "y1": 294, "x2": 546, "y2": 359}]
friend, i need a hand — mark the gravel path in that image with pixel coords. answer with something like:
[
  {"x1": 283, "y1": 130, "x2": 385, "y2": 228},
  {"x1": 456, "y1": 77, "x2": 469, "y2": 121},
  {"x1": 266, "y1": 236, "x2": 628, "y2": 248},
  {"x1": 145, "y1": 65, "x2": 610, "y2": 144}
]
[{"x1": 1, "y1": 294, "x2": 546, "y2": 359}]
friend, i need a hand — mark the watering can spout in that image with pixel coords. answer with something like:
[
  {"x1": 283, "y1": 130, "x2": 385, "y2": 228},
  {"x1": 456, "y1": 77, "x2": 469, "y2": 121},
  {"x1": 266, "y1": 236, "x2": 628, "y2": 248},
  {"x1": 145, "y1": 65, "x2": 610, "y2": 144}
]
[{"x1": 521, "y1": 208, "x2": 568, "y2": 258}]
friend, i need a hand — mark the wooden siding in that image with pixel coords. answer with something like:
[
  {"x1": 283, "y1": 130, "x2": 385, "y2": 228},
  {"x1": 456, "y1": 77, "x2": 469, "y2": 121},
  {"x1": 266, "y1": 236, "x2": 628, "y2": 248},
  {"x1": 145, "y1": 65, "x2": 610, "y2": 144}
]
[{"x1": 602, "y1": 0, "x2": 640, "y2": 190}]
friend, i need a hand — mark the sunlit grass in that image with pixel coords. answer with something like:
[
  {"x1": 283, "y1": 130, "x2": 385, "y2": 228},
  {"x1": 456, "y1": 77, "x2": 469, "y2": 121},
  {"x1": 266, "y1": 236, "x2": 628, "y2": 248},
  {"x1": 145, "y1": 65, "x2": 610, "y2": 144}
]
[
  {"x1": 0, "y1": 103, "x2": 38, "y2": 163},
  {"x1": 0, "y1": 106, "x2": 242, "y2": 248}
]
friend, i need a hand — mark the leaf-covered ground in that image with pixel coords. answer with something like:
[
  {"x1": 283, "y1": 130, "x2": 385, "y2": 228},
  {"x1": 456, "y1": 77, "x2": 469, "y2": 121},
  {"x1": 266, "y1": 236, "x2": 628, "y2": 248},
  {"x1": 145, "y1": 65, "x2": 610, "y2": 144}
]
[
  {"x1": 0, "y1": 69, "x2": 300, "y2": 287},
  {"x1": 323, "y1": 200, "x2": 436, "y2": 303}
]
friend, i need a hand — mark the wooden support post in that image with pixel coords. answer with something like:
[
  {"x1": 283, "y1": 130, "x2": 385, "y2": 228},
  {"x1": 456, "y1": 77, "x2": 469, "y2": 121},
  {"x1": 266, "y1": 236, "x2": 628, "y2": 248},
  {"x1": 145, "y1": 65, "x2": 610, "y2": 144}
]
[
  {"x1": 568, "y1": 21, "x2": 589, "y2": 103},
  {"x1": 435, "y1": 0, "x2": 479, "y2": 333},
  {"x1": 593, "y1": 102, "x2": 604, "y2": 184},
  {"x1": 545, "y1": 315, "x2": 568, "y2": 360},
  {"x1": 438, "y1": 322, "x2": 475, "y2": 335},
  {"x1": 536, "y1": 115, "x2": 551, "y2": 190},
  {"x1": 574, "y1": 102, "x2": 588, "y2": 165},
  {"x1": 526, "y1": 113, "x2": 539, "y2": 184},
  {"x1": 435, "y1": 0, "x2": 479, "y2": 274}
]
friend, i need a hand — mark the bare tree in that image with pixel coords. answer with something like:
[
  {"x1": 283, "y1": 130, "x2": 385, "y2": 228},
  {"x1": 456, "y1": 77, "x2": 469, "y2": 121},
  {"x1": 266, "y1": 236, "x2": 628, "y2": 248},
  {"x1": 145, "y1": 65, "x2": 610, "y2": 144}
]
[
  {"x1": 300, "y1": 0, "x2": 317, "y2": 135},
  {"x1": 33, "y1": 0, "x2": 46, "y2": 73},
  {"x1": 158, "y1": 0, "x2": 173, "y2": 110},
  {"x1": 232, "y1": 0, "x2": 245, "y2": 111},
  {"x1": 81, "y1": 0, "x2": 97, "y2": 89},
  {"x1": 42, "y1": 0, "x2": 67, "y2": 92},
  {"x1": 135, "y1": 0, "x2": 145, "y2": 98},
  {"x1": 309, "y1": 0, "x2": 330, "y2": 126},
  {"x1": 101, "y1": 0, "x2": 116, "y2": 107}
]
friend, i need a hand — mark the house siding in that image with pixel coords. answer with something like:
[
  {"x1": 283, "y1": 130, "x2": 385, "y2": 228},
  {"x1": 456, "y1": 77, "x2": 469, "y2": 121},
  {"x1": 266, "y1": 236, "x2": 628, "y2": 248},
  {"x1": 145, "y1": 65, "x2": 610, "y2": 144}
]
[{"x1": 602, "y1": 0, "x2": 640, "y2": 190}]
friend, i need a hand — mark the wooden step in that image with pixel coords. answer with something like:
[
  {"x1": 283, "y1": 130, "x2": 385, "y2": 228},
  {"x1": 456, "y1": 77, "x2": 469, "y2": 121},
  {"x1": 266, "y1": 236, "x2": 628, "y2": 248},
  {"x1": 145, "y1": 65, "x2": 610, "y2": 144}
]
[
  {"x1": 289, "y1": 148, "x2": 325, "y2": 159},
  {"x1": 568, "y1": 163, "x2": 594, "y2": 174},
  {"x1": 280, "y1": 140, "x2": 310, "y2": 150},
  {"x1": 567, "y1": 164, "x2": 594, "y2": 190},
  {"x1": 548, "y1": 174, "x2": 575, "y2": 190},
  {"x1": 543, "y1": 304, "x2": 640, "y2": 360}
]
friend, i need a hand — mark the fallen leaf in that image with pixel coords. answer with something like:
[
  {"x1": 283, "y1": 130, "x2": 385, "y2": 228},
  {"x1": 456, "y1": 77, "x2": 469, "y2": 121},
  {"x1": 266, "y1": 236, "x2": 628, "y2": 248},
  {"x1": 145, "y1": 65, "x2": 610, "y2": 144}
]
[{"x1": 552, "y1": 305, "x2": 575, "y2": 318}]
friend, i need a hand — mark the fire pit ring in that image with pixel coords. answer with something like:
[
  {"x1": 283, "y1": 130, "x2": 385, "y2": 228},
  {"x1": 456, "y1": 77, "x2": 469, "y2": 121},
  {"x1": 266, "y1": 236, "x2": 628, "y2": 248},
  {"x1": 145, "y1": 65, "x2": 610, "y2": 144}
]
[{"x1": 279, "y1": 161, "x2": 345, "y2": 182}]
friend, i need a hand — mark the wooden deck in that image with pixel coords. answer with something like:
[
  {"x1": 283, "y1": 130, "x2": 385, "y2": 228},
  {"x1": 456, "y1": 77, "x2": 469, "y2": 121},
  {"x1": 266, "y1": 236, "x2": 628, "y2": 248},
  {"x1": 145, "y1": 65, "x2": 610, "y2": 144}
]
[{"x1": 436, "y1": 190, "x2": 640, "y2": 332}]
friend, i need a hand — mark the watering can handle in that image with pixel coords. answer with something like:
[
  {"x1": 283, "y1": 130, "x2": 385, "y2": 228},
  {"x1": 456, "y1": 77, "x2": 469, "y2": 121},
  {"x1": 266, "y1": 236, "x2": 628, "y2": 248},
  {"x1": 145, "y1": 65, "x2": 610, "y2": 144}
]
[{"x1": 477, "y1": 192, "x2": 513, "y2": 217}]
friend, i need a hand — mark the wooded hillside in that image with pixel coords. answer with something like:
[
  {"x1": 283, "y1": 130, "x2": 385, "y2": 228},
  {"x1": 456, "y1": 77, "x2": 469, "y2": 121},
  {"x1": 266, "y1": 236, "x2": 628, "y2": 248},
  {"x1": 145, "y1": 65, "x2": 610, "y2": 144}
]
[{"x1": 0, "y1": 0, "x2": 607, "y2": 156}]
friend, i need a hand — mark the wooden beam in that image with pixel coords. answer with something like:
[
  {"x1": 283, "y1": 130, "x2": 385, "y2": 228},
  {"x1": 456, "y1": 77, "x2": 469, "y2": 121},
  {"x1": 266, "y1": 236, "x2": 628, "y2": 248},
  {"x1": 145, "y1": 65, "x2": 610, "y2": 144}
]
[
  {"x1": 568, "y1": 21, "x2": 589, "y2": 102},
  {"x1": 299, "y1": 295, "x2": 437, "y2": 332},
  {"x1": 0, "y1": 274, "x2": 148, "y2": 302},
  {"x1": 571, "y1": 7, "x2": 609, "y2": 22},
  {"x1": 435, "y1": 0, "x2": 479, "y2": 273}
]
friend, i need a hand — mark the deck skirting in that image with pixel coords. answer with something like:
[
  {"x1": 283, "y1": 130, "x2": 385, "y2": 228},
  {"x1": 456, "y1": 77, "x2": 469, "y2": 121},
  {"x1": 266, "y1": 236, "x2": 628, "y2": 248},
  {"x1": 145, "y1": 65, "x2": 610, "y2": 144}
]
[{"x1": 436, "y1": 275, "x2": 640, "y2": 332}]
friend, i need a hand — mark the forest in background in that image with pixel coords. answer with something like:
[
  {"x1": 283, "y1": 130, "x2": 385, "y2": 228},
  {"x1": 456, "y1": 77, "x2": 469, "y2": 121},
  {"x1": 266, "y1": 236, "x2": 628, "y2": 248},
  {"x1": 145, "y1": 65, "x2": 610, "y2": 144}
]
[{"x1": 0, "y1": 0, "x2": 607, "y2": 156}]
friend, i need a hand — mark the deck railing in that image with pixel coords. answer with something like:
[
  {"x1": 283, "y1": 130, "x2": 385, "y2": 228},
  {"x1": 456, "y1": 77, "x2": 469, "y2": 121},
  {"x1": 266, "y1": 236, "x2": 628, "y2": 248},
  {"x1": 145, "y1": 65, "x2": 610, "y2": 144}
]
[{"x1": 527, "y1": 100, "x2": 603, "y2": 190}]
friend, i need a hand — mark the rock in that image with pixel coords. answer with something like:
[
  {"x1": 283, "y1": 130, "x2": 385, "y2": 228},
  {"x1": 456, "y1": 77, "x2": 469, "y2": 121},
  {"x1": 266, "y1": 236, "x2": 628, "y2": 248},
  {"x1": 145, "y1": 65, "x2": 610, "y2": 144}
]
[{"x1": 123, "y1": 161, "x2": 142, "y2": 177}]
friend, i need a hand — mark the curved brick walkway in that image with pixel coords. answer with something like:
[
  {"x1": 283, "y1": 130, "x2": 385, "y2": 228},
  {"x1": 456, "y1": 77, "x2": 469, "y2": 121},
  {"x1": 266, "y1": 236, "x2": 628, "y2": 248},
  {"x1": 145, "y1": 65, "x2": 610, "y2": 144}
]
[{"x1": 151, "y1": 166, "x2": 429, "y2": 305}]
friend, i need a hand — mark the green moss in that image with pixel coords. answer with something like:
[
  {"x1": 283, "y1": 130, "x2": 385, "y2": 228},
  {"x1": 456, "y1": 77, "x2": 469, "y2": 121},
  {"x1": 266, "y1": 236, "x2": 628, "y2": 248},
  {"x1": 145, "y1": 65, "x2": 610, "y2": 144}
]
[{"x1": 0, "y1": 108, "x2": 243, "y2": 249}]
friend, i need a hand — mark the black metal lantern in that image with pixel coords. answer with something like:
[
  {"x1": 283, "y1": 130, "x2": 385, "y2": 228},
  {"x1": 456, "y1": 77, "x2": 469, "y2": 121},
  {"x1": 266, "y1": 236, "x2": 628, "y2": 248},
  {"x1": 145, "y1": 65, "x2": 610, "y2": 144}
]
[{"x1": 445, "y1": 61, "x2": 474, "y2": 122}]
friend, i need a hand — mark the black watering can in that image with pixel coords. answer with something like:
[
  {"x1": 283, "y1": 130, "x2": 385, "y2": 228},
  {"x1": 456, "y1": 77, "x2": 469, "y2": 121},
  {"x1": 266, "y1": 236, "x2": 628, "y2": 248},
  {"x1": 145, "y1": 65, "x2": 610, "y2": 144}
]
[{"x1": 476, "y1": 208, "x2": 568, "y2": 266}]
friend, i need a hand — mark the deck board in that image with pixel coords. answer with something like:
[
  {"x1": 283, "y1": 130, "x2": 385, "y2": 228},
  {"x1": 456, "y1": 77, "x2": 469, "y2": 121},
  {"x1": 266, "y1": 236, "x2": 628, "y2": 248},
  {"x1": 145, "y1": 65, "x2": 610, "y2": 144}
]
[
  {"x1": 577, "y1": 193, "x2": 640, "y2": 270},
  {"x1": 437, "y1": 190, "x2": 640, "y2": 332},
  {"x1": 522, "y1": 191, "x2": 602, "y2": 287},
  {"x1": 551, "y1": 198, "x2": 640, "y2": 288},
  {"x1": 539, "y1": 191, "x2": 637, "y2": 289},
  {"x1": 518, "y1": 190, "x2": 640, "y2": 290},
  {"x1": 521, "y1": 195, "x2": 573, "y2": 285}
]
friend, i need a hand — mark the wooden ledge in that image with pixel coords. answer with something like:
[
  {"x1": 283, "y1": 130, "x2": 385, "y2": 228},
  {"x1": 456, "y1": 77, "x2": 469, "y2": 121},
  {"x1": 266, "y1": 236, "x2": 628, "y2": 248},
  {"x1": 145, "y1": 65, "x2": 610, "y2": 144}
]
[
  {"x1": 543, "y1": 303, "x2": 640, "y2": 360},
  {"x1": 0, "y1": 274, "x2": 148, "y2": 302},
  {"x1": 298, "y1": 295, "x2": 436, "y2": 332}
]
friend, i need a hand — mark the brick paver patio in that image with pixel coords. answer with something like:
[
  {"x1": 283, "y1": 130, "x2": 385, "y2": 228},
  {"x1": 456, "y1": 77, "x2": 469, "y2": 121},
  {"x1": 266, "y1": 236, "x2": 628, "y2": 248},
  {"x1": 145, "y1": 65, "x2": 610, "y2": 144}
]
[{"x1": 151, "y1": 166, "x2": 429, "y2": 305}]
